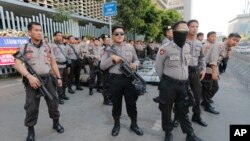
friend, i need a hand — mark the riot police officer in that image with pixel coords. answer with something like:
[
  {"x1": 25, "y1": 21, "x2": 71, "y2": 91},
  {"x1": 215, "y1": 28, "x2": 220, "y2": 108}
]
[
  {"x1": 162, "y1": 25, "x2": 173, "y2": 45},
  {"x1": 100, "y1": 34, "x2": 113, "y2": 105},
  {"x1": 51, "y1": 31, "x2": 70, "y2": 104},
  {"x1": 202, "y1": 31, "x2": 220, "y2": 114},
  {"x1": 155, "y1": 21, "x2": 203, "y2": 141},
  {"x1": 86, "y1": 38, "x2": 102, "y2": 95},
  {"x1": 202, "y1": 32, "x2": 241, "y2": 114},
  {"x1": 185, "y1": 20, "x2": 207, "y2": 127},
  {"x1": 100, "y1": 25, "x2": 143, "y2": 137},
  {"x1": 14, "y1": 22, "x2": 64, "y2": 141},
  {"x1": 153, "y1": 25, "x2": 173, "y2": 103},
  {"x1": 67, "y1": 36, "x2": 84, "y2": 93}
]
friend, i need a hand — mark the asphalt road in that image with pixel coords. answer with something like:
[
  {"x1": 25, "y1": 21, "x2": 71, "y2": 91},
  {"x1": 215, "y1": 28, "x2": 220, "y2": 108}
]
[{"x1": 0, "y1": 69, "x2": 250, "y2": 141}]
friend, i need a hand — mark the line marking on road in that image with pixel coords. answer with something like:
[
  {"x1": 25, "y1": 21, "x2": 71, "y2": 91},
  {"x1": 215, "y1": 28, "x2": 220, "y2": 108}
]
[{"x1": 152, "y1": 120, "x2": 162, "y2": 131}]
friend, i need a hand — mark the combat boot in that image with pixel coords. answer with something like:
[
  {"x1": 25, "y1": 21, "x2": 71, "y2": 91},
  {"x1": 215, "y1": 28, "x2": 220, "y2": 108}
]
[
  {"x1": 103, "y1": 96, "x2": 113, "y2": 105},
  {"x1": 76, "y1": 85, "x2": 83, "y2": 90},
  {"x1": 173, "y1": 116, "x2": 179, "y2": 128},
  {"x1": 164, "y1": 132, "x2": 173, "y2": 141},
  {"x1": 111, "y1": 117, "x2": 120, "y2": 136},
  {"x1": 58, "y1": 96, "x2": 64, "y2": 105},
  {"x1": 97, "y1": 86, "x2": 102, "y2": 93},
  {"x1": 89, "y1": 88, "x2": 93, "y2": 95},
  {"x1": 186, "y1": 133, "x2": 204, "y2": 141},
  {"x1": 61, "y1": 94, "x2": 70, "y2": 100},
  {"x1": 53, "y1": 119, "x2": 64, "y2": 133},
  {"x1": 192, "y1": 114, "x2": 207, "y2": 127},
  {"x1": 26, "y1": 127, "x2": 35, "y2": 141},
  {"x1": 130, "y1": 118, "x2": 143, "y2": 136},
  {"x1": 68, "y1": 87, "x2": 75, "y2": 94}
]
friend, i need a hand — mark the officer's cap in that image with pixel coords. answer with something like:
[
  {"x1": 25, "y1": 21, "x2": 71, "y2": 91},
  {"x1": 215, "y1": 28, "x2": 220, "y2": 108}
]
[
  {"x1": 100, "y1": 34, "x2": 110, "y2": 39},
  {"x1": 166, "y1": 26, "x2": 172, "y2": 31},
  {"x1": 93, "y1": 37, "x2": 99, "y2": 41},
  {"x1": 163, "y1": 25, "x2": 172, "y2": 33}
]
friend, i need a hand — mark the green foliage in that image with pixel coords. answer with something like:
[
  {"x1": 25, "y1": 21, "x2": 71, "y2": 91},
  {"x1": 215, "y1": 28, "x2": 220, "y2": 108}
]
[
  {"x1": 114, "y1": 0, "x2": 149, "y2": 33},
  {"x1": 94, "y1": 0, "x2": 182, "y2": 42},
  {"x1": 51, "y1": 5, "x2": 75, "y2": 22},
  {"x1": 138, "y1": 4, "x2": 162, "y2": 41},
  {"x1": 155, "y1": 9, "x2": 182, "y2": 42}
]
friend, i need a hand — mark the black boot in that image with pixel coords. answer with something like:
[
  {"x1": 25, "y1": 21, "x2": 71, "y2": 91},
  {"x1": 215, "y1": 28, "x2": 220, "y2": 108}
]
[
  {"x1": 62, "y1": 95, "x2": 70, "y2": 100},
  {"x1": 192, "y1": 114, "x2": 207, "y2": 127},
  {"x1": 204, "y1": 106, "x2": 220, "y2": 114},
  {"x1": 103, "y1": 96, "x2": 113, "y2": 106},
  {"x1": 68, "y1": 87, "x2": 75, "y2": 94},
  {"x1": 76, "y1": 86, "x2": 83, "y2": 90},
  {"x1": 97, "y1": 87, "x2": 102, "y2": 93},
  {"x1": 26, "y1": 127, "x2": 35, "y2": 141},
  {"x1": 89, "y1": 88, "x2": 93, "y2": 95},
  {"x1": 186, "y1": 133, "x2": 204, "y2": 141},
  {"x1": 130, "y1": 118, "x2": 143, "y2": 136},
  {"x1": 58, "y1": 96, "x2": 64, "y2": 105},
  {"x1": 53, "y1": 119, "x2": 64, "y2": 133},
  {"x1": 173, "y1": 116, "x2": 179, "y2": 128},
  {"x1": 164, "y1": 132, "x2": 173, "y2": 141},
  {"x1": 153, "y1": 96, "x2": 160, "y2": 103},
  {"x1": 111, "y1": 117, "x2": 120, "y2": 136}
]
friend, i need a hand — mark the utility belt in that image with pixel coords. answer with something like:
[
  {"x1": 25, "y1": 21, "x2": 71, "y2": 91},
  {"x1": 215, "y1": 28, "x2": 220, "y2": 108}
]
[
  {"x1": 109, "y1": 73, "x2": 128, "y2": 79},
  {"x1": 162, "y1": 74, "x2": 189, "y2": 85},
  {"x1": 39, "y1": 73, "x2": 51, "y2": 80},
  {"x1": 206, "y1": 64, "x2": 212, "y2": 68},
  {"x1": 71, "y1": 59, "x2": 82, "y2": 63},
  {"x1": 188, "y1": 66, "x2": 199, "y2": 73},
  {"x1": 56, "y1": 61, "x2": 67, "y2": 65}
]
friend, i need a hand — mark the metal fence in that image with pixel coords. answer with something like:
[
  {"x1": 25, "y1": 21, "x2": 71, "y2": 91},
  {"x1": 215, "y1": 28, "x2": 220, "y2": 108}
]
[
  {"x1": 228, "y1": 51, "x2": 250, "y2": 91},
  {"x1": 0, "y1": 6, "x2": 109, "y2": 40},
  {"x1": 0, "y1": 5, "x2": 109, "y2": 76}
]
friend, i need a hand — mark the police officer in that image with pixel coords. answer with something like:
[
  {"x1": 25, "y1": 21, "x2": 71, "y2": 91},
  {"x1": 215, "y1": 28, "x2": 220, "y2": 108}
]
[
  {"x1": 153, "y1": 25, "x2": 173, "y2": 103},
  {"x1": 218, "y1": 37, "x2": 229, "y2": 74},
  {"x1": 86, "y1": 38, "x2": 102, "y2": 95},
  {"x1": 196, "y1": 32, "x2": 204, "y2": 44},
  {"x1": 14, "y1": 22, "x2": 64, "y2": 141},
  {"x1": 135, "y1": 40, "x2": 145, "y2": 58},
  {"x1": 51, "y1": 31, "x2": 70, "y2": 105},
  {"x1": 202, "y1": 32, "x2": 241, "y2": 114},
  {"x1": 79, "y1": 36, "x2": 88, "y2": 73},
  {"x1": 185, "y1": 20, "x2": 207, "y2": 127},
  {"x1": 67, "y1": 35, "x2": 84, "y2": 93},
  {"x1": 162, "y1": 25, "x2": 173, "y2": 45},
  {"x1": 201, "y1": 31, "x2": 220, "y2": 114},
  {"x1": 100, "y1": 25, "x2": 143, "y2": 137},
  {"x1": 100, "y1": 34, "x2": 113, "y2": 105},
  {"x1": 155, "y1": 21, "x2": 203, "y2": 141}
]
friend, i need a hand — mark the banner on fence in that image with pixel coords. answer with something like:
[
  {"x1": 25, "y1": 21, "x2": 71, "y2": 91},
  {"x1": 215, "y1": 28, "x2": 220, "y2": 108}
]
[{"x1": 0, "y1": 37, "x2": 28, "y2": 66}]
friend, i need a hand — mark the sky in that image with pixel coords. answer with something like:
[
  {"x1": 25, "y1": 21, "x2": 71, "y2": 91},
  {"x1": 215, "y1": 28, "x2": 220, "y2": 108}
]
[{"x1": 191, "y1": 0, "x2": 246, "y2": 36}]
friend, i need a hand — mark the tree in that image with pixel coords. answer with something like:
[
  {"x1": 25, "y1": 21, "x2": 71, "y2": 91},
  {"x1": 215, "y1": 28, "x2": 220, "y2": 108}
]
[
  {"x1": 51, "y1": 5, "x2": 76, "y2": 22},
  {"x1": 138, "y1": 4, "x2": 162, "y2": 41},
  {"x1": 155, "y1": 9, "x2": 182, "y2": 42},
  {"x1": 115, "y1": 0, "x2": 150, "y2": 39},
  {"x1": 95, "y1": 0, "x2": 182, "y2": 42}
]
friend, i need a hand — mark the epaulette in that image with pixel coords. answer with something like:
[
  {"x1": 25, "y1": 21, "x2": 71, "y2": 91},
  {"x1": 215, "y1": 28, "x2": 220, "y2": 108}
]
[{"x1": 161, "y1": 41, "x2": 173, "y2": 49}]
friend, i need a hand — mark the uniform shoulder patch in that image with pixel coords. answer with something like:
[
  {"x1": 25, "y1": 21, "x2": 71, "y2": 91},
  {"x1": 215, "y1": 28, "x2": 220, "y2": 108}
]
[{"x1": 160, "y1": 48, "x2": 166, "y2": 55}]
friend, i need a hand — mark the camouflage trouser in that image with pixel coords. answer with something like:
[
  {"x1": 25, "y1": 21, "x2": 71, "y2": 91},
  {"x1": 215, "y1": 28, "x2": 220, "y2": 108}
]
[{"x1": 24, "y1": 74, "x2": 60, "y2": 127}]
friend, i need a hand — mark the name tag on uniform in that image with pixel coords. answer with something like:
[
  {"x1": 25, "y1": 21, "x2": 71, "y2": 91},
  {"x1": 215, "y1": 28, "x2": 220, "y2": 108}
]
[
  {"x1": 170, "y1": 55, "x2": 180, "y2": 61},
  {"x1": 195, "y1": 47, "x2": 201, "y2": 51}
]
